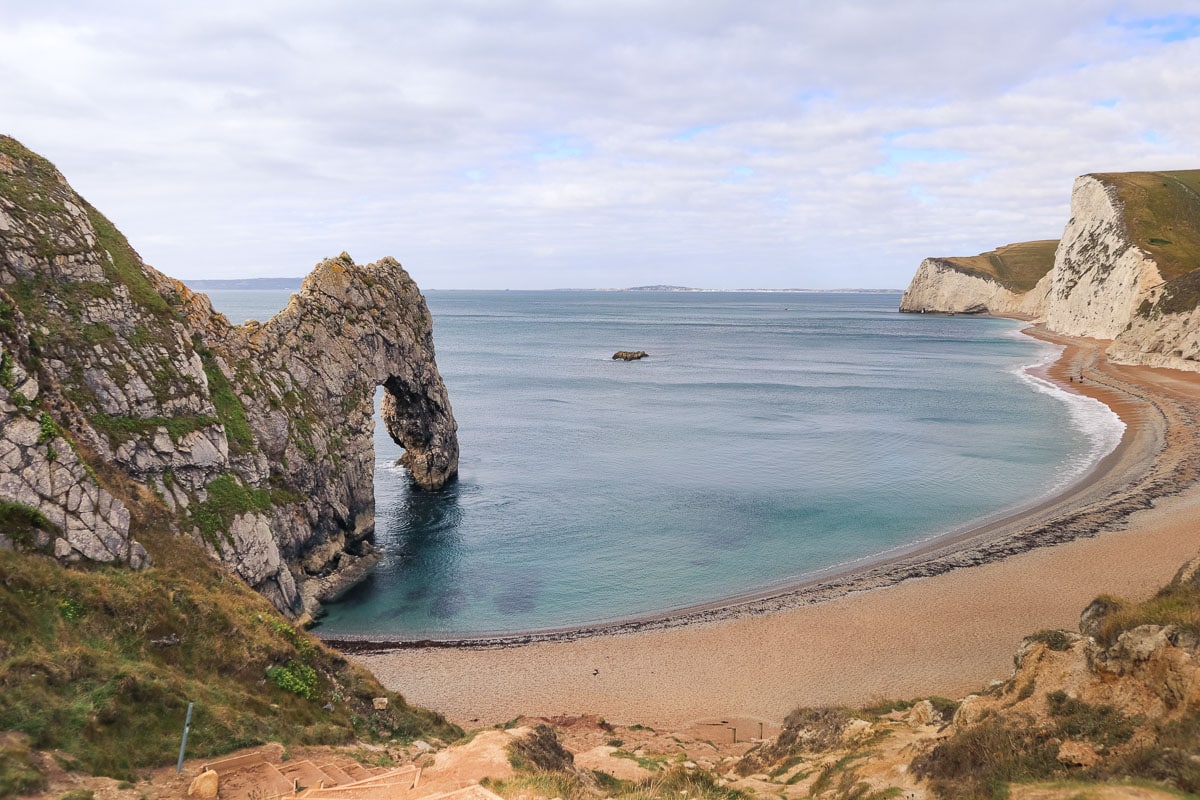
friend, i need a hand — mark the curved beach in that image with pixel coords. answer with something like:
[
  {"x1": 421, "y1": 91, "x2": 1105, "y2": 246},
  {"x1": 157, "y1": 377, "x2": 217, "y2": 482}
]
[{"x1": 351, "y1": 328, "x2": 1200, "y2": 726}]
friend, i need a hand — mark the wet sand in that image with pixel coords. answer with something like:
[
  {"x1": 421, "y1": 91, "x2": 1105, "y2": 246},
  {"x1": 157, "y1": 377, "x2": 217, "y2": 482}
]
[{"x1": 351, "y1": 329, "x2": 1200, "y2": 727}]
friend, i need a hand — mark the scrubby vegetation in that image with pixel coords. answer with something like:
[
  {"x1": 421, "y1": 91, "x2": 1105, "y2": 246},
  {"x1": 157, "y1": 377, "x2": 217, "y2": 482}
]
[
  {"x1": 1140, "y1": 268, "x2": 1200, "y2": 319},
  {"x1": 0, "y1": 528, "x2": 460, "y2": 784},
  {"x1": 187, "y1": 473, "x2": 273, "y2": 546},
  {"x1": 507, "y1": 724, "x2": 576, "y2": 773},
  {"x1": 912, "y1": 715, "x2": 1059, "y2": 800},
  {"x1": 1093, "y1": 582, "x2": 1200, "y2": 646},
  {"x1": 198, "y1": 350, "x2": 255, "y2": 452},
  {"x1": 0, "y1": 735, "x2": 45, "y2": 799},
  {"x1": 736, "y1": 707, "x2": 852, "y2": 778},
  {"x1": 488, "y1": 763, "x2": 750, "y2": 800},
  {"x1": 1026, "y1": 628, "x2": 1075, "y2": 651},
  {"x1": 0, "y1": 500, "x2": 56, "y2": 549}
]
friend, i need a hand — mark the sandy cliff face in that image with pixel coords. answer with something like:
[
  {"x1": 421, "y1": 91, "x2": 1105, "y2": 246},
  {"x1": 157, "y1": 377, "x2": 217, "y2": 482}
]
[
  {"x1": 0, "y1": 135, "x2": 458, "y2": 618},
  {"x1": 901, "y1": 171, "x2": 1200, "y2": 374}
]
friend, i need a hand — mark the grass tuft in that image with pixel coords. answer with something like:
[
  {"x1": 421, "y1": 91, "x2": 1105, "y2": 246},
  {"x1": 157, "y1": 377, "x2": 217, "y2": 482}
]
[
  {"x1": 0, "y1": 499, "x2": 57, "y2": 549},
  {"x1": 1027, "y1": 630, "x2": 1074, "y2": 652},
  {"x1": 199, "y1": 354, "x2": 254, "y2": 453},
  {"x1": 0, "y1": 735, "x2": 46, "y2": 799},
  {"x1": 1045, "y1": 691, "x2": 1137, "y2": 746},
  {"x1": 1094, "y1": 584, "x2": 1200, "y2": 646},
  {"x1": 187, "y1": 474, "x2": 273, "y2": 546},
  {"x1": 508, "y1": 725, "x2": 575, "y2": 773},
  {"x1": 911, "y1": 716, "x2": 1059, "y2": 800}
]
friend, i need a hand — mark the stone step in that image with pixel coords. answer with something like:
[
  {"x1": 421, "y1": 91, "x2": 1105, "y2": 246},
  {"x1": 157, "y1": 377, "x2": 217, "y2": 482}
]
[
  {"x1": 214, "y1": 761, "x2": 295, "y2": 800},
  {"x1": 296, "y1": 769, "x2": 420, "y2": 799},
  {"x1": 315, "y1": 763, "x2": 356, "y2": 786},
  {"x1": 201, "y1": 744, "x2": 285, "y2": 775},
  {"x1": 334, "y1": 761, "x2": 374, "y2": 781},
  {"x1": 299, "y1": 781, "x2": 421, "y2": 800},
  {"x1": 419, "y1": 785, "x2": 506, "y2": 800},
  {"x1": 331, "y1": 765, "x2": 419, "y2": 789},
  {"x1": 278, "y1": 760, "x2": 335, "y2": 791}
]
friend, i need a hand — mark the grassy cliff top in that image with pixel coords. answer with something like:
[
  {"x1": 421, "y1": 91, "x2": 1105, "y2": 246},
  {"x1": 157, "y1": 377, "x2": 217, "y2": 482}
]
[
  {"x1": 934, "y1": 239, "x2": 1059, "y2": 293},
  {"x1": 0, "y1": 505, "x2": 460, "y2": 784},
  {"x1": 1093, "y1": 169, "x2": 1200, "y2": 282}
]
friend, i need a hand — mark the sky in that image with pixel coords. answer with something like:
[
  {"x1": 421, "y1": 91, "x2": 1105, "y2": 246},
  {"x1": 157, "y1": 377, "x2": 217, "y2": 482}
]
[{"x1": 2, "y1": 2, "x2": 1198, "y2": 290}]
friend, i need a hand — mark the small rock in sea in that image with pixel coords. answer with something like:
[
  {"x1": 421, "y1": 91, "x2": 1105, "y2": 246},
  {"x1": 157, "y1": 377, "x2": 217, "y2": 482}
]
[{"x1": 612, "y1": 350, "x2": 648, "y2": 361}]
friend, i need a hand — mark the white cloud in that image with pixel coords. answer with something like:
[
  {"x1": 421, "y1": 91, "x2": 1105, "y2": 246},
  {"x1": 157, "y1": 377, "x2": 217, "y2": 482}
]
[{"x1": 0, "y1": 0, "x2": 1197, "y2": 288}]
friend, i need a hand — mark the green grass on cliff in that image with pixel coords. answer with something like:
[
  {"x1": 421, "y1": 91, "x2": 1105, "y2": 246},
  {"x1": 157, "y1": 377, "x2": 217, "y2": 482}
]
[
  {"x1": 1096, "y1": 170, "x2": 1200, "y2": 319},
  {"x1": 937, "y1": 239, "x2": 1059, "y2": 293},
  {"x1": 0, "y1": 524, "x2": 460, "y2": 783},
  {"x1": 1096, "y1": 170, "x2": 1200, "y2": 283}
]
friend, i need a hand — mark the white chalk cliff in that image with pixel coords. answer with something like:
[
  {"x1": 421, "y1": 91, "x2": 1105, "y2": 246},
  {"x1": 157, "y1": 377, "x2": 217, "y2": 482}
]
[{"x1": 901, "y1": 170, "x2": 1200, "y2": 373}]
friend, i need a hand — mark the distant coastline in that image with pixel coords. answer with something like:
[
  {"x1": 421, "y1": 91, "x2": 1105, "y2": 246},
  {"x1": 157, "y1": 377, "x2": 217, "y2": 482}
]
[
  {"x1": 185, "y1": 277, "x2": 305, "y2": 290},
  {"x1": 554, "y1": 286, "x2": 903, "y2": 293},
  {"x1": 185, "y1": 278, "x2": 902, "y2": 294}
]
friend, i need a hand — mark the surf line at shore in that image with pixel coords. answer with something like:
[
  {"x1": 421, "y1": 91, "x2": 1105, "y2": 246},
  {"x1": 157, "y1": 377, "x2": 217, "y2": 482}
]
[{"x1": 321, "y1": 325, "x2": 1185, "y2": 654}]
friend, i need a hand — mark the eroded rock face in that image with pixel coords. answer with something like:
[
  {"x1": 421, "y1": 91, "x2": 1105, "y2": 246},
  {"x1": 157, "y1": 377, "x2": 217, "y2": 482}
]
[
  {"x1": 0, "y1": 134, "x2": 457, "y2": 618},
  {"x1": 1044, "y1": 176, "x2": 1164, "y2": 340},
  {"x1": 900, "y1": 171, "x2": 1200, "y2": 374}
]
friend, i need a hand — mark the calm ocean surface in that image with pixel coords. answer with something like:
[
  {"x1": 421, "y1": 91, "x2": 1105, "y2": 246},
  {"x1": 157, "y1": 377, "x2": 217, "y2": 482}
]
[{"x1": 204, "y1": 289, "x2": 1123, "y2": 638}]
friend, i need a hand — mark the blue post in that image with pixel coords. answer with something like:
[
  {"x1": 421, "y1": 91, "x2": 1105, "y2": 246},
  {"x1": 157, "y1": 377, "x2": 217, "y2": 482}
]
[{"x1": 177, "y1": 702, "x2": 194, "y2": 773}]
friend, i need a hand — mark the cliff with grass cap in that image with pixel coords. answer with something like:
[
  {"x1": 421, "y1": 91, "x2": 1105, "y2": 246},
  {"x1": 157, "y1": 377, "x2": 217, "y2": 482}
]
[
  {"x1": 0, "y1": 134, "x2": 458, "y2": 619},
  {"x1": 901, "y1": 169, "x2": 1200, "y2": 373}
]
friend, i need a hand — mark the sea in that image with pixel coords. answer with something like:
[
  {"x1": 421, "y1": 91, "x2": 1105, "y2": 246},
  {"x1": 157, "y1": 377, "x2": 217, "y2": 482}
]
[{"x1": 203, "y1": 289, "x2": 1125, "y2": 639}]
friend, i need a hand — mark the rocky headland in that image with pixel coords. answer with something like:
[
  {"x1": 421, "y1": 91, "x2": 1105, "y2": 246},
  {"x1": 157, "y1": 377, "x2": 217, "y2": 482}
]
[
  {"x1": 0, "y1": 134, "x2": 457, "y2": 620},
  {"x1": 900, "y1": 170, "x2": 1200, "y2": 373}
]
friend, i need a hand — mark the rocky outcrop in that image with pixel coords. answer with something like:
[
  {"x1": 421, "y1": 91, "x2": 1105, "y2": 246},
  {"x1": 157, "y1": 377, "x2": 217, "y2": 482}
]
[
  {"x1": 901, "y1": 170, "x2": 1200, "y2": 373},
  {"x1": 0, "y1": 297, "x2": 145, "y2": 568},
  {"x1": 899, "y1": 255, "x2": 1050, "y2": 316},
  {"x1": 0, "y1": 135, "x2": 457, "y2": 618},
  {"x1": 612, "y1": 350, "x2": 648, "y2": 361}
]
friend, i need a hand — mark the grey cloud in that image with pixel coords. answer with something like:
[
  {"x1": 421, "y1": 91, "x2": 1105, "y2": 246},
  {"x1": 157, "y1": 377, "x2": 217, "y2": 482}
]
[{"x1": 1, "y1": 1, "x2": 1197, "y2": 289}]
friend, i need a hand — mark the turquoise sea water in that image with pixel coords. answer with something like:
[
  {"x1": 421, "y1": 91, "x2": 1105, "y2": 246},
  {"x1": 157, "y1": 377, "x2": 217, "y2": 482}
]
[{"x1": 204, "y1": 290, "x2": 1123, "y2": 638}]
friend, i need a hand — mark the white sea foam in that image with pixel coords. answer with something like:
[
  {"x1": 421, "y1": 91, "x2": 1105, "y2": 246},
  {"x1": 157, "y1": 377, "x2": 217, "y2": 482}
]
[{"x1": 1010, "y1": 332, "x2": 1126, "y2": 495}]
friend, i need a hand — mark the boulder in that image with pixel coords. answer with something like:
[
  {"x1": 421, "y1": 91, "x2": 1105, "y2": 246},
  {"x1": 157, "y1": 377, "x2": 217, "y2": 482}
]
[
  {"x1": 1057, "y1": 740, "x2": 1101, "y2": 768},
  {"x1": 188, "y1": 769, "x2": 219, "y2": 799}
]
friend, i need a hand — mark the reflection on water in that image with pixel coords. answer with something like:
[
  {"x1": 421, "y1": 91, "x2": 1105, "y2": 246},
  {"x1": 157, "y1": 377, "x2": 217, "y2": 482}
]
[
  {"x1": 385, "y1": 478, "x2": 464, "y2": 561},
  {"x1": 333, "y1": 477, "x2": 464, "y2": 617}
]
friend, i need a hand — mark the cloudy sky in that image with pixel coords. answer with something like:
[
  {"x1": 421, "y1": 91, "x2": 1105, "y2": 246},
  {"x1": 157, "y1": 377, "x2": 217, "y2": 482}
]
[{"x1": 2, "y1": 2, "x2": 1198, "y2": 289}]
